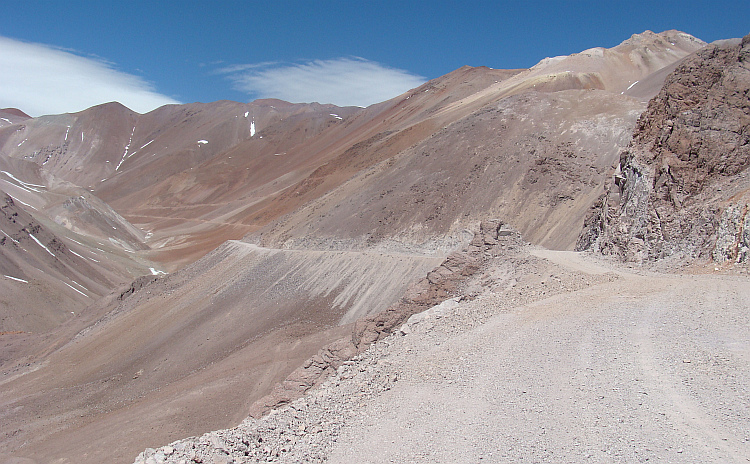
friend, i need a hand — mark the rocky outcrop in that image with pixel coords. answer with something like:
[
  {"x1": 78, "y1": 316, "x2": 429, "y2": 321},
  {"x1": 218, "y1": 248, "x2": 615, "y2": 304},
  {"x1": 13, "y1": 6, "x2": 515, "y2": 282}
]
[
  {"x1": 246, "y1": 220, "x2": 524, "y2": 418},
  {"x1": 577, "y1": 34, "x2": 750, "y2": 264},
  {"x1": 713, "y1": 202, "x2": 750, "y2": 263},
  {"x1": 116, "y1": 274, "x2": 160, "y2": 301}
]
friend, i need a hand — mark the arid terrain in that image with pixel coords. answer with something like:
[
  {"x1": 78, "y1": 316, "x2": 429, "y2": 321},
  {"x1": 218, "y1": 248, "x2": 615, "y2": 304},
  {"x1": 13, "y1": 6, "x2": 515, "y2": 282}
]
[{"x1": 1, "y1": 30, "x2": 748, "y2": 463}]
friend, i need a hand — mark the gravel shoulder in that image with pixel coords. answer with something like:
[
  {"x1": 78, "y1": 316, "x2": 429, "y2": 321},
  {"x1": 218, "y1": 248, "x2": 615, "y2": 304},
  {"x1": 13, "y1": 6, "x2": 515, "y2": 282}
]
[{"x1": 135, "y1": 248, "x2": 750, "y2": 463}]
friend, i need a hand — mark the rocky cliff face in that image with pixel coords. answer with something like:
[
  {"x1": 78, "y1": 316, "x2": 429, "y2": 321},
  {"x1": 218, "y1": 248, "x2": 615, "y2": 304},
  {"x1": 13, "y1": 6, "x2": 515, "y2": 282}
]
[{"x1": 577, "y1": 34, "x2": 750, "y2": 265}]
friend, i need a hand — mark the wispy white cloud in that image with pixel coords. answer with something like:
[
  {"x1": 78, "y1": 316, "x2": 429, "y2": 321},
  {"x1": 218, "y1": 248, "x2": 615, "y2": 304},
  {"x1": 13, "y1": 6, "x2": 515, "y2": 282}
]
[
  {"x1": 223, "y1": 57, "x2": 426, "y2": 107},
  {"x1": 0, "y1": 36, "x2": 180, "y2": 116},
  {"x1": 213, "y1": 61, "x2": 280, "y2": 74}
]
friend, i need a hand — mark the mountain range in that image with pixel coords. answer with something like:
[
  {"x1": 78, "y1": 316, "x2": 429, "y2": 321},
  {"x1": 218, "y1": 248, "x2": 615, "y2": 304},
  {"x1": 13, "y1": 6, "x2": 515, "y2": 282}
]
[{"x1": 1, "y1": 30, "x2": 748, "y2": 463}]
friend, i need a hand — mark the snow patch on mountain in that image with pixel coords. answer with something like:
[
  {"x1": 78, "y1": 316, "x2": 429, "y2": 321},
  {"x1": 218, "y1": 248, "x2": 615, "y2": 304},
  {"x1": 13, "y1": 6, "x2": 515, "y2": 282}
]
[
  {"x1": 116, "y1": 126, "x2": 137, "y2": 170},
  {"x1": 29, "y1": 233, "x2": 55, "y2": 256},
  {"x1": 64, "y1": 281, "x2": 88, "y2": 297}
]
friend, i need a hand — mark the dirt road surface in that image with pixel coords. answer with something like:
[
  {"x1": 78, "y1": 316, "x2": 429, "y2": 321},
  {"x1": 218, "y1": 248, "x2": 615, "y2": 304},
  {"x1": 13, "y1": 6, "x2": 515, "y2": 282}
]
[{"x1": 328, "y1": 254, "x2": 750, "y2": 463}]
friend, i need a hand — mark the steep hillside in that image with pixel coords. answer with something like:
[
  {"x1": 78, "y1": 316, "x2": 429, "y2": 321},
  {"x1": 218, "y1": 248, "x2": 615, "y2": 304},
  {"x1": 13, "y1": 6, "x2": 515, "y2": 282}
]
[
  {"x1": 0, "y1": 108, "x2": 30, "y2": 127},
  {"x1": 0, "y1": 191, "x2": 150, "y2": 333},
  {"x1": 0, "y1": 150, "x2": 166, "y2": 334},
  {"x1": 252, "y1": 31, "x2": 705, "y2": 252},
  {"x1": 256, "y1": 90, "x2": 643, "y2": 252},
  {"x1": 0, "y1": 241, "x2": 442, "y2": 463},
  {"x1": 577, "y1": 34, "x2": 750, "y2": 265},
  {"x1": 131, "y1": 33, "x2": 749, "y2": 464},
  {"x1": 135, "y1": 243, "x2": 750, "y2": 464}
]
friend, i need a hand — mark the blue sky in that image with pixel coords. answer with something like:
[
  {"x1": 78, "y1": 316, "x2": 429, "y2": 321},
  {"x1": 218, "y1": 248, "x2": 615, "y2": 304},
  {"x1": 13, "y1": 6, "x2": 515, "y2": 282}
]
[{"x1": 1, "y1": 0, "x2": 748, "y2": 116}]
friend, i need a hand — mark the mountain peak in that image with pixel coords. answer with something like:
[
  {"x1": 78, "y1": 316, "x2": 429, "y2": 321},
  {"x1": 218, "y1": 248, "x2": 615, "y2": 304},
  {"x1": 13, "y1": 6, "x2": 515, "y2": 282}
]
[
  {"x1": 0, "y1": 108, "x2": 31, "y2": 119},
  {"x1": 620, "y1": 29, "x2": 705, "y2": 48}
]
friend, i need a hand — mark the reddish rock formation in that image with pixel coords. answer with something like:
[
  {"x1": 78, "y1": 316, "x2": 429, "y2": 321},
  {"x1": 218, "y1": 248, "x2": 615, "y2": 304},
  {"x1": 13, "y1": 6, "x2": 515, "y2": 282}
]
[{"x1": 578, "y1": 34, "x2": 750, "y2": 265}]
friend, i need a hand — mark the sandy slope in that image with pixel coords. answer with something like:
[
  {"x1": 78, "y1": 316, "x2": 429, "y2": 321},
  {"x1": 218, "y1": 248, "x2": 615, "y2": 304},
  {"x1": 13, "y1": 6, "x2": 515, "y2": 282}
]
[
  {"x1": 0, "y1": 242, "x2": 442, "y2": 464},
  {"x1": 135, "y1": 248, "x2": 750, "y2": 463}
]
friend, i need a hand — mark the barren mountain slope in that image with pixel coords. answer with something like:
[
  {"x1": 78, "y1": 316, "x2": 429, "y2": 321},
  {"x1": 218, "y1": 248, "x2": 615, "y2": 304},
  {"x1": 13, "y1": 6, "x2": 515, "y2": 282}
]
[
  {"x1": 0, "y1": 100, "x2": 364, "y2": 268},
  {"x1": 0, "y1": 241, "x2": 442, "y2": 463},
  {"x1": 1, "y1": 192, "x2": 97, "y2": 332},
  {"x1": 0, "y1": 60, "x2": 532, "y2": 454},
  {"x1": 0, "y1": 109, "x2": 30, "y2": 128},
  {"x1": 0, "y1": 191, "x2": 153, "y2": 333},
  {"x1": 130, "y1": 32, "x2": 750, "y2": 464},
  {"x1": 0, "y1": 150, "x2": 166, "y2": 334},
  {"x1": 252, "y1": 31, "x2": 705, "y2": 251},
  {"x1": 424, "y1": 30, "x2": 705, "y2": 118},
  {"x1": 125, "y1": 32, "x2": 713, "y2": 463},
  {"x1": 0, "y1": 31, "x2": 704, "y2": 272},
  {"x1": 256, "y1": 89, "x2": 644, "y2": 252}
]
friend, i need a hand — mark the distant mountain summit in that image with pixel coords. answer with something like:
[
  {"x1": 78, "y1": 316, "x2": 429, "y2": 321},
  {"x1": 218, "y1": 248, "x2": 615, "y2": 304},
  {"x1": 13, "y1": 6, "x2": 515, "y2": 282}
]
[{"x1": 0, "y1": 108, "x2": 31, "y2": 119}]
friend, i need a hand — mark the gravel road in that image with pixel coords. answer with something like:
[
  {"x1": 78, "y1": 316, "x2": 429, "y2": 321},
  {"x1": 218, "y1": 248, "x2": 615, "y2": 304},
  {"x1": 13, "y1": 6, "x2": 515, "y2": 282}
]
[{"x1": 135, "y1": 249, "x2": 750, "y2": 463}]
